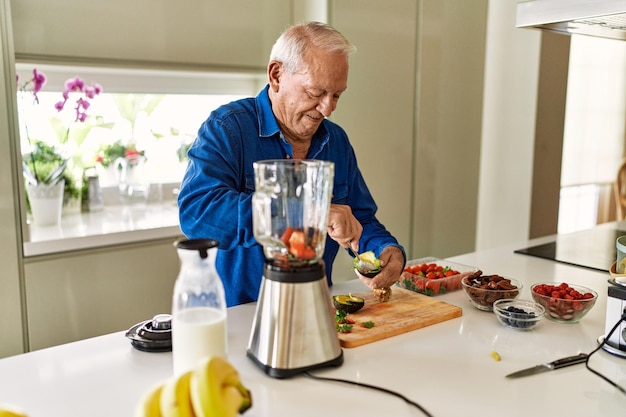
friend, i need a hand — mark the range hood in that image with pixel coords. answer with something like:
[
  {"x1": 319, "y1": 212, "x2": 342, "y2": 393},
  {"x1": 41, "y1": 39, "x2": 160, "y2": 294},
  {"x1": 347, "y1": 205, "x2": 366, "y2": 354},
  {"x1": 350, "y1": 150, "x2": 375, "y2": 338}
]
[{"x1": 517, "y1": 0, "x2": 626, "y2": 41}]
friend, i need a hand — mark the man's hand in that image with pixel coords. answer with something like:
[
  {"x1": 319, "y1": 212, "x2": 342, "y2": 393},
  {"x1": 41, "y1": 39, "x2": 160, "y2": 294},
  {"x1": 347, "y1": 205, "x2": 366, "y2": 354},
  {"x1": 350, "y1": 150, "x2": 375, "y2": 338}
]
[
  {"x1": 355, "y1": 246, "x2": 404, "y2": 289},
  {"x1": 327, "y1": 204, "x2": 362, "y2": 251}
]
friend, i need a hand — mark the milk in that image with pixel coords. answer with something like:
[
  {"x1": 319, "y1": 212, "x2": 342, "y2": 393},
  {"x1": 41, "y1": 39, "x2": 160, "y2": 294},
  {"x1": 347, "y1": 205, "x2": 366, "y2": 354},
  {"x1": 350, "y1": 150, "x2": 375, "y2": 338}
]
[{"x1": 172, "y1": 306, "x2": 227, "y2": 376}]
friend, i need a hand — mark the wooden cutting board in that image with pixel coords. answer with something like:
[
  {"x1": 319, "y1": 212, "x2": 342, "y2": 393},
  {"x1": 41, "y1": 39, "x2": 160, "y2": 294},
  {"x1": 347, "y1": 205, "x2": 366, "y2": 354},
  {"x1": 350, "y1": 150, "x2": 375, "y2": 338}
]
[{"x1": 337, "y1": 286, "x2": 462, "y2": 348}]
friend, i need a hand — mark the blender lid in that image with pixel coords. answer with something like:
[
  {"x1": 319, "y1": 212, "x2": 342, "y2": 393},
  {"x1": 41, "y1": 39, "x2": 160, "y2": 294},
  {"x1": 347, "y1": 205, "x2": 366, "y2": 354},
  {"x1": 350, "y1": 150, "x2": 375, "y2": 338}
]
[{"x1": 125, "y1": 314, "x2": 172, "y2": 352}]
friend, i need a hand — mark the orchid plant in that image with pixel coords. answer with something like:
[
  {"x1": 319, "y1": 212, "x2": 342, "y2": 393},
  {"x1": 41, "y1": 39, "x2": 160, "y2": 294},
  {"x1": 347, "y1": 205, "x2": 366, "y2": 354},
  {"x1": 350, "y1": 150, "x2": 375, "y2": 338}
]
[{"x1": 18, "y1": 68, "x2": 102, "y2": 191}]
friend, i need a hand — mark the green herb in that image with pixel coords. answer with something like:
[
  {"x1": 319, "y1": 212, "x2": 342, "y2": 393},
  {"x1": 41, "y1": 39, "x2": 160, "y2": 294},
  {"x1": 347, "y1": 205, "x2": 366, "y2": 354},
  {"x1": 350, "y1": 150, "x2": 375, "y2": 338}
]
[
  {"x1": 361, "y1": 321, "x2": 375, "y2": 329},
  {"x1": 336, "y1": 323, "x2": 353, "y2": 333},
  {"x1": 335, "y1": 309, "x2": 348, "y2": 323},
  {"x1": 335, "y1": 310, "x2": 355, "y2": 333}
]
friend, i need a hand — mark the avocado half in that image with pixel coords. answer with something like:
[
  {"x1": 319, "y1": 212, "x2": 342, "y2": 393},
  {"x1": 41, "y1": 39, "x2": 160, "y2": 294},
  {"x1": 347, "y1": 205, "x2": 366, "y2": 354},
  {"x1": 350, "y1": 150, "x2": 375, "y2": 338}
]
[
  {"x1": 354, "y1": 250, "x2": 382, "y2": 278},
  {"x1": 332, "y1": 294, "x2": 365, "y2": 313}
]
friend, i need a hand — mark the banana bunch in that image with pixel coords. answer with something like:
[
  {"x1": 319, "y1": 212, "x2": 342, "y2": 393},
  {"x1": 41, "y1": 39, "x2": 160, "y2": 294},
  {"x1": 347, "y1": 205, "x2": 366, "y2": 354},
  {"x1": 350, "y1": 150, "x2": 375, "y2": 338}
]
[{"x1": 136, "y1": 356, "x2": 252, "y2": 417}]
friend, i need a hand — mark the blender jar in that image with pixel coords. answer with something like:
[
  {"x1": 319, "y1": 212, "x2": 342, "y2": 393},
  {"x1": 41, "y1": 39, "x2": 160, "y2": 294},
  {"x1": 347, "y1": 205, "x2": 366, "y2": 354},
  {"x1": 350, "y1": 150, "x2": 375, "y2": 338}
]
[{"x1": 252, "y1": 160, "x2": 334, "y2": 267}]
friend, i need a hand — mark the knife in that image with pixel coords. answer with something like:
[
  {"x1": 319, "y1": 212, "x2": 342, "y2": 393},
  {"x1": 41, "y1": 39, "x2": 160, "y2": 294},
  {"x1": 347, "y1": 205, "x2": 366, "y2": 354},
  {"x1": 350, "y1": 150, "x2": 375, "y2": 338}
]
[{"x1": 505, "y1": 353, "x2": 588, "y2": 379}]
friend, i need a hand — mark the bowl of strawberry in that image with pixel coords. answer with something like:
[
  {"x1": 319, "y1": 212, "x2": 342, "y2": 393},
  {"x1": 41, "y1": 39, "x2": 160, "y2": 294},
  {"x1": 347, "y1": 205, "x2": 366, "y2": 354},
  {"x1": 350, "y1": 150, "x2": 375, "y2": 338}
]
[
  {"x1": 399, "y1": 257, "x2": 479, "y2": 296},
  {"x1": 530, "y1": 282, "x2": 597, "y2": 323}
]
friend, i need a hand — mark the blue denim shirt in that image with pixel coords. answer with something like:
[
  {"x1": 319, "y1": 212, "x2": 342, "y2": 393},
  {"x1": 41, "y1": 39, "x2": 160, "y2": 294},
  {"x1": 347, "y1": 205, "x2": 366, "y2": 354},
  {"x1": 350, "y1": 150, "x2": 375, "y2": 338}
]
[{"x1": 178, "y1": 85, "x2": 405, "y2": 306}]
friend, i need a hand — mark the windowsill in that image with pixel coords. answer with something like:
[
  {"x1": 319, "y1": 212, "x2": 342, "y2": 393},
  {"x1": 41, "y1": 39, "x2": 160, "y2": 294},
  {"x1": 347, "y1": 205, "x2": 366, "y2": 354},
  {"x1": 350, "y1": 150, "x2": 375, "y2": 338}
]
[{"x1": 23, "y1": 202, "x2": 183, "y2": 257}]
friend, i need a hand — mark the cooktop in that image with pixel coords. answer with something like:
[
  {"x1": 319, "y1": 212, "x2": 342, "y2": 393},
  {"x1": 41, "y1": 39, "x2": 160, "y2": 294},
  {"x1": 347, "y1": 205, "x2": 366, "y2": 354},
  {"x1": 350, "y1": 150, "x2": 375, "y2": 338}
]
[{"x1": 514, "y1": 228, "x2": 626, "y2": 273}]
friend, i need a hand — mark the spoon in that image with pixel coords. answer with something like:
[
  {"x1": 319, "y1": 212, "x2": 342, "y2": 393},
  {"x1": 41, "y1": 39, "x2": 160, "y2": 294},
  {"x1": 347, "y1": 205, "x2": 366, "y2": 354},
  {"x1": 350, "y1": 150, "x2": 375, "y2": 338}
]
[{"x1": 347, "y1": 242, "x2": 377, "y2": 275}]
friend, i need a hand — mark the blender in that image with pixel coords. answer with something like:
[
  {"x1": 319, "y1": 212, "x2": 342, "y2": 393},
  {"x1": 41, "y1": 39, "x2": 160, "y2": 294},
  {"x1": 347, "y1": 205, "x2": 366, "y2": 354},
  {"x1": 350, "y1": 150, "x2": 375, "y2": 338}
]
[{"x1": 247, "y1": 159, "x2": 344, "y2": 378}]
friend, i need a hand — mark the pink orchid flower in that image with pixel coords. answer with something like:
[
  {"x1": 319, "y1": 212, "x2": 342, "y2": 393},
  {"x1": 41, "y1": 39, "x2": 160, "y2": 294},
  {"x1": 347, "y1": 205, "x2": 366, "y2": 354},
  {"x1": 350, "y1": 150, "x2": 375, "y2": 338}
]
[{"x1": 52, "y1": 76, "x2": 103, "y2": 122}]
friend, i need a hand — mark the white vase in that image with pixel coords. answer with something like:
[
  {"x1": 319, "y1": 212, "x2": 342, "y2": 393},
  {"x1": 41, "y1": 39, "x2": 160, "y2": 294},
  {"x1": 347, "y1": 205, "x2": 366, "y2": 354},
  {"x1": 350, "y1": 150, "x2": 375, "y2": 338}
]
[
  {"x1": 116, "y1": 156, "x2": 150, "y2": 205},
  {"x1": 26, "y1": 180, "x2": 65, "y2": 227}
]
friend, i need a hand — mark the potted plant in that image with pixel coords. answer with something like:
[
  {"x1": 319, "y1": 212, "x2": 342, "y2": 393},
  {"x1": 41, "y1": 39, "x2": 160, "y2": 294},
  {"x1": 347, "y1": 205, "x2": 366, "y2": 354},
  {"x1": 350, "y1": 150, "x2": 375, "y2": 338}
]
[
  {"x1": 22, "y1": 140, "x2": 68, "y2": 186},
  {"x1": 17, "y1": 68, "x2": 102, "y2": 224},
  {"x1": 22, "y1": 140, "x2": 68, "y2": 226},
  {"x1": 96, "y1": 140, "x2": 146, "y2": 169}
]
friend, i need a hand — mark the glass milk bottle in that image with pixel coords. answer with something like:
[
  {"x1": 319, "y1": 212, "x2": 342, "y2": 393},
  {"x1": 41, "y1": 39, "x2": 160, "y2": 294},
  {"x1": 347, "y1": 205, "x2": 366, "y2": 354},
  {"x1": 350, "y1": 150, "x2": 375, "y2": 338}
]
[{"x1": 171, "y1": 238, "x2": 227, "y2": 376}]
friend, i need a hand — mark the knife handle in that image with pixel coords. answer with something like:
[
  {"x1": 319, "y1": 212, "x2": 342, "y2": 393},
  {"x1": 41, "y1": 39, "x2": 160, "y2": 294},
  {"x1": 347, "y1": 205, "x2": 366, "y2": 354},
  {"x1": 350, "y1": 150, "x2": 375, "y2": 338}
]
[{"x1": 551, "y1": 353, "x2": 588, "y2": 369}]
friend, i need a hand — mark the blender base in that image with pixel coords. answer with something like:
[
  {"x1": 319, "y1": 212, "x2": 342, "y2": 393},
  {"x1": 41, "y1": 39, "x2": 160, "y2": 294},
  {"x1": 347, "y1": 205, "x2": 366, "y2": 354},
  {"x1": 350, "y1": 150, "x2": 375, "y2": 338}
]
[
  {"x1": 247, "y1": 349, "x2": 344, "y2": 379},
  {"x1": 598, "y1": 335, "x2": 626, "y2": 359},
  {"x1": 246, "y1": 263, "x2": 345, "y2": 379}
]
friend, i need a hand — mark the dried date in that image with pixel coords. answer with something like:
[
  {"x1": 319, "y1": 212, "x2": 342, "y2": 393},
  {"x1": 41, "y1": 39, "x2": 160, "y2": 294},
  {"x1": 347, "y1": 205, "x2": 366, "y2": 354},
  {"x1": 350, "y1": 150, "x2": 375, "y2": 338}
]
[{"x1": 463, "y1": 273, "x2": 520, "y2": 308}]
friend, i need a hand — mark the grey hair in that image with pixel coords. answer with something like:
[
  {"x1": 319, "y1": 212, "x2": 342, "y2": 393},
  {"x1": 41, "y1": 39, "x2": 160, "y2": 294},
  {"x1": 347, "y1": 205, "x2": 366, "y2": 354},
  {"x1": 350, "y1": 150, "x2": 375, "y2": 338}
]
[{"x1": 269, "y1": 21, "x2": 357, "y2": 74}]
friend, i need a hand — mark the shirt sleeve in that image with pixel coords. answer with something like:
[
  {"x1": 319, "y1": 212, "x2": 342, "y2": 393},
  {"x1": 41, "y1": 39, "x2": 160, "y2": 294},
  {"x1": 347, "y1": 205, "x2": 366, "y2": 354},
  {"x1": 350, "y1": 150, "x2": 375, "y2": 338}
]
[{"x1": 177, "y1": 114, "x2": 257, "y2": 251}]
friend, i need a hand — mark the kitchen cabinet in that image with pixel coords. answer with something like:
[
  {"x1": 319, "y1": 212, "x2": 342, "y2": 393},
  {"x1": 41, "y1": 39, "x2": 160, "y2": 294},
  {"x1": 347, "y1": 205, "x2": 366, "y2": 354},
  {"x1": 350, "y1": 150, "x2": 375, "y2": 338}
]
[
  {"x1": 331, "y1": 0, "x2": 489, "y2": 258},
  {"x1": 23, "y1": 237, "x2": 182, "y2": 350},
  {"x1": 330, "y1": 0, "x2": 417, "y2": 257}
]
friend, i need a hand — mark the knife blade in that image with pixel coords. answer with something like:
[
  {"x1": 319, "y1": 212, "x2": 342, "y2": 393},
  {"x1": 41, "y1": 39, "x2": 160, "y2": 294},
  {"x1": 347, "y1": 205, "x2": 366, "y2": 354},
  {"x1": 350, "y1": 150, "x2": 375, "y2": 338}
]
[{"x1": 505, "y1": 353, "x2": 588, "y2": 379}]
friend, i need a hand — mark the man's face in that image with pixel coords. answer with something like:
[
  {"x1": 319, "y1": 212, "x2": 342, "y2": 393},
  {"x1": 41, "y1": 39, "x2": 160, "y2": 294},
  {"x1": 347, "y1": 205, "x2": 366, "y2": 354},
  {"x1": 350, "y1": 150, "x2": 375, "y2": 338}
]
[{"x1": 269, "y1": 47, "x2": 349, "y2": 142}]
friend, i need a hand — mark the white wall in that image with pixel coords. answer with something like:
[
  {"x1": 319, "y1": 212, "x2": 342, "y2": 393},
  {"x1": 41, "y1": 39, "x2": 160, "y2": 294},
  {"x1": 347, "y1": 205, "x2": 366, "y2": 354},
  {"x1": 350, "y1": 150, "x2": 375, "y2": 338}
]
[{"x1": 476, "y1": 0, "x2": 541, "y2": 249}]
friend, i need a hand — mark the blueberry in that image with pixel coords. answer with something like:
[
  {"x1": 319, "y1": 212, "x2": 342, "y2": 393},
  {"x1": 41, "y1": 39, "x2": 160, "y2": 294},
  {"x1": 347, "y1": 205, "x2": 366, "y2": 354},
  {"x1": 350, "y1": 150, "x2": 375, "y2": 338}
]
[{"x1": 501, "y1": 306, "x2": 536, "y2": 328}]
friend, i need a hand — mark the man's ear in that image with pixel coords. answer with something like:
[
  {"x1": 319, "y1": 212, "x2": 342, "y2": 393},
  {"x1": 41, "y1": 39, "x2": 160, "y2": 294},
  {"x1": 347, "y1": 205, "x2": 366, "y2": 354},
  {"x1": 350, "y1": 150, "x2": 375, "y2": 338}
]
[{"x1": 268, "y1": 61, "x2": 282, "y2": 91}]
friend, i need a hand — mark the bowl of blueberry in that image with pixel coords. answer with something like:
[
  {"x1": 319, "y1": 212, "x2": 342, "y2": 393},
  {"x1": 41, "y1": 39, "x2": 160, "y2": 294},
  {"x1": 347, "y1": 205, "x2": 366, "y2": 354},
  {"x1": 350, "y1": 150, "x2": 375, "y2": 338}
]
[{"x1": 493, "y1": 299, "x2": 545, "y2": 330}]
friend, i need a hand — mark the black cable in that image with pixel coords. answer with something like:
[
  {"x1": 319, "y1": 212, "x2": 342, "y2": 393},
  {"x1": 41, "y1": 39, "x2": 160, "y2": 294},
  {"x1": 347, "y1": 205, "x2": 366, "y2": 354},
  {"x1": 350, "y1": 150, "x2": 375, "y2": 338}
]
[
  {"x1": 585, "y1": 311, "x2": 626, "y2": 395},
  {"x1": 303, "y1": 371, "x2": 434, "y2": 417}
]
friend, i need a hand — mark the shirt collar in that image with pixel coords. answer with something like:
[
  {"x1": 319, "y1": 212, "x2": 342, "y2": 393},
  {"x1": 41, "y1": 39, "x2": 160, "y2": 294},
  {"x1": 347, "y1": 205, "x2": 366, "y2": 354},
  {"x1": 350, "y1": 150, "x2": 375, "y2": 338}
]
[{"x1": 256, "y1": 85, "x2": 281, "y2": 138}]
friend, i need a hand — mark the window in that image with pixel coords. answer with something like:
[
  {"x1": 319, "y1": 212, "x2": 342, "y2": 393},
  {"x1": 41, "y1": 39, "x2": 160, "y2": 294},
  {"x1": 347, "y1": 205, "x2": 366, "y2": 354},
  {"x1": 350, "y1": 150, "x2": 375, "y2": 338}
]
[
  {"x1": 16, "y1": 63, "x2": 266, "y2": 255},
  {"x1": 558, "y1": 35, "x2": 626, "y2": 233},
  {"x1": 16, "y1": 63, "x2": 265, "y2": 196}
]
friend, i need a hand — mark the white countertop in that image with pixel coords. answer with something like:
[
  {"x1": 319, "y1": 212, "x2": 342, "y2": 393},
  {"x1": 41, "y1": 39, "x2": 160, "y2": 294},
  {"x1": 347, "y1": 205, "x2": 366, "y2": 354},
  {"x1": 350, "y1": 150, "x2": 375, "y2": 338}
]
[
  {"x1": 1, "y1": 234, "x2": 626, "y2": 416},
  {"x1": 24, "y1": 203, "x2": 182, "y2": 257}
]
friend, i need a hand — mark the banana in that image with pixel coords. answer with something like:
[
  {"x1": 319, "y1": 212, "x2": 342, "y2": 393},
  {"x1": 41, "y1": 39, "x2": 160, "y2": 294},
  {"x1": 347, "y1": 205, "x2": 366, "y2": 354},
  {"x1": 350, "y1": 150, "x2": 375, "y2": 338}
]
[
  {"x1": 189, "y1": 357, "x2": 252, "y2": 417},
  {"x1": 135, "y1": 357, "x2": 251, "y2": 417},
  {"x1": 0, "y1": 404, "x2": 28, "y2": 417},
  {"x1": 221, "y1": 385, "x2": 250, "y2": 412},
  {"x1": 160, "y1": 371, "x2": 196, "y2": 417},
  {"x1": 135, "y1": 383, "x2": 165, "y2": 417}
]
